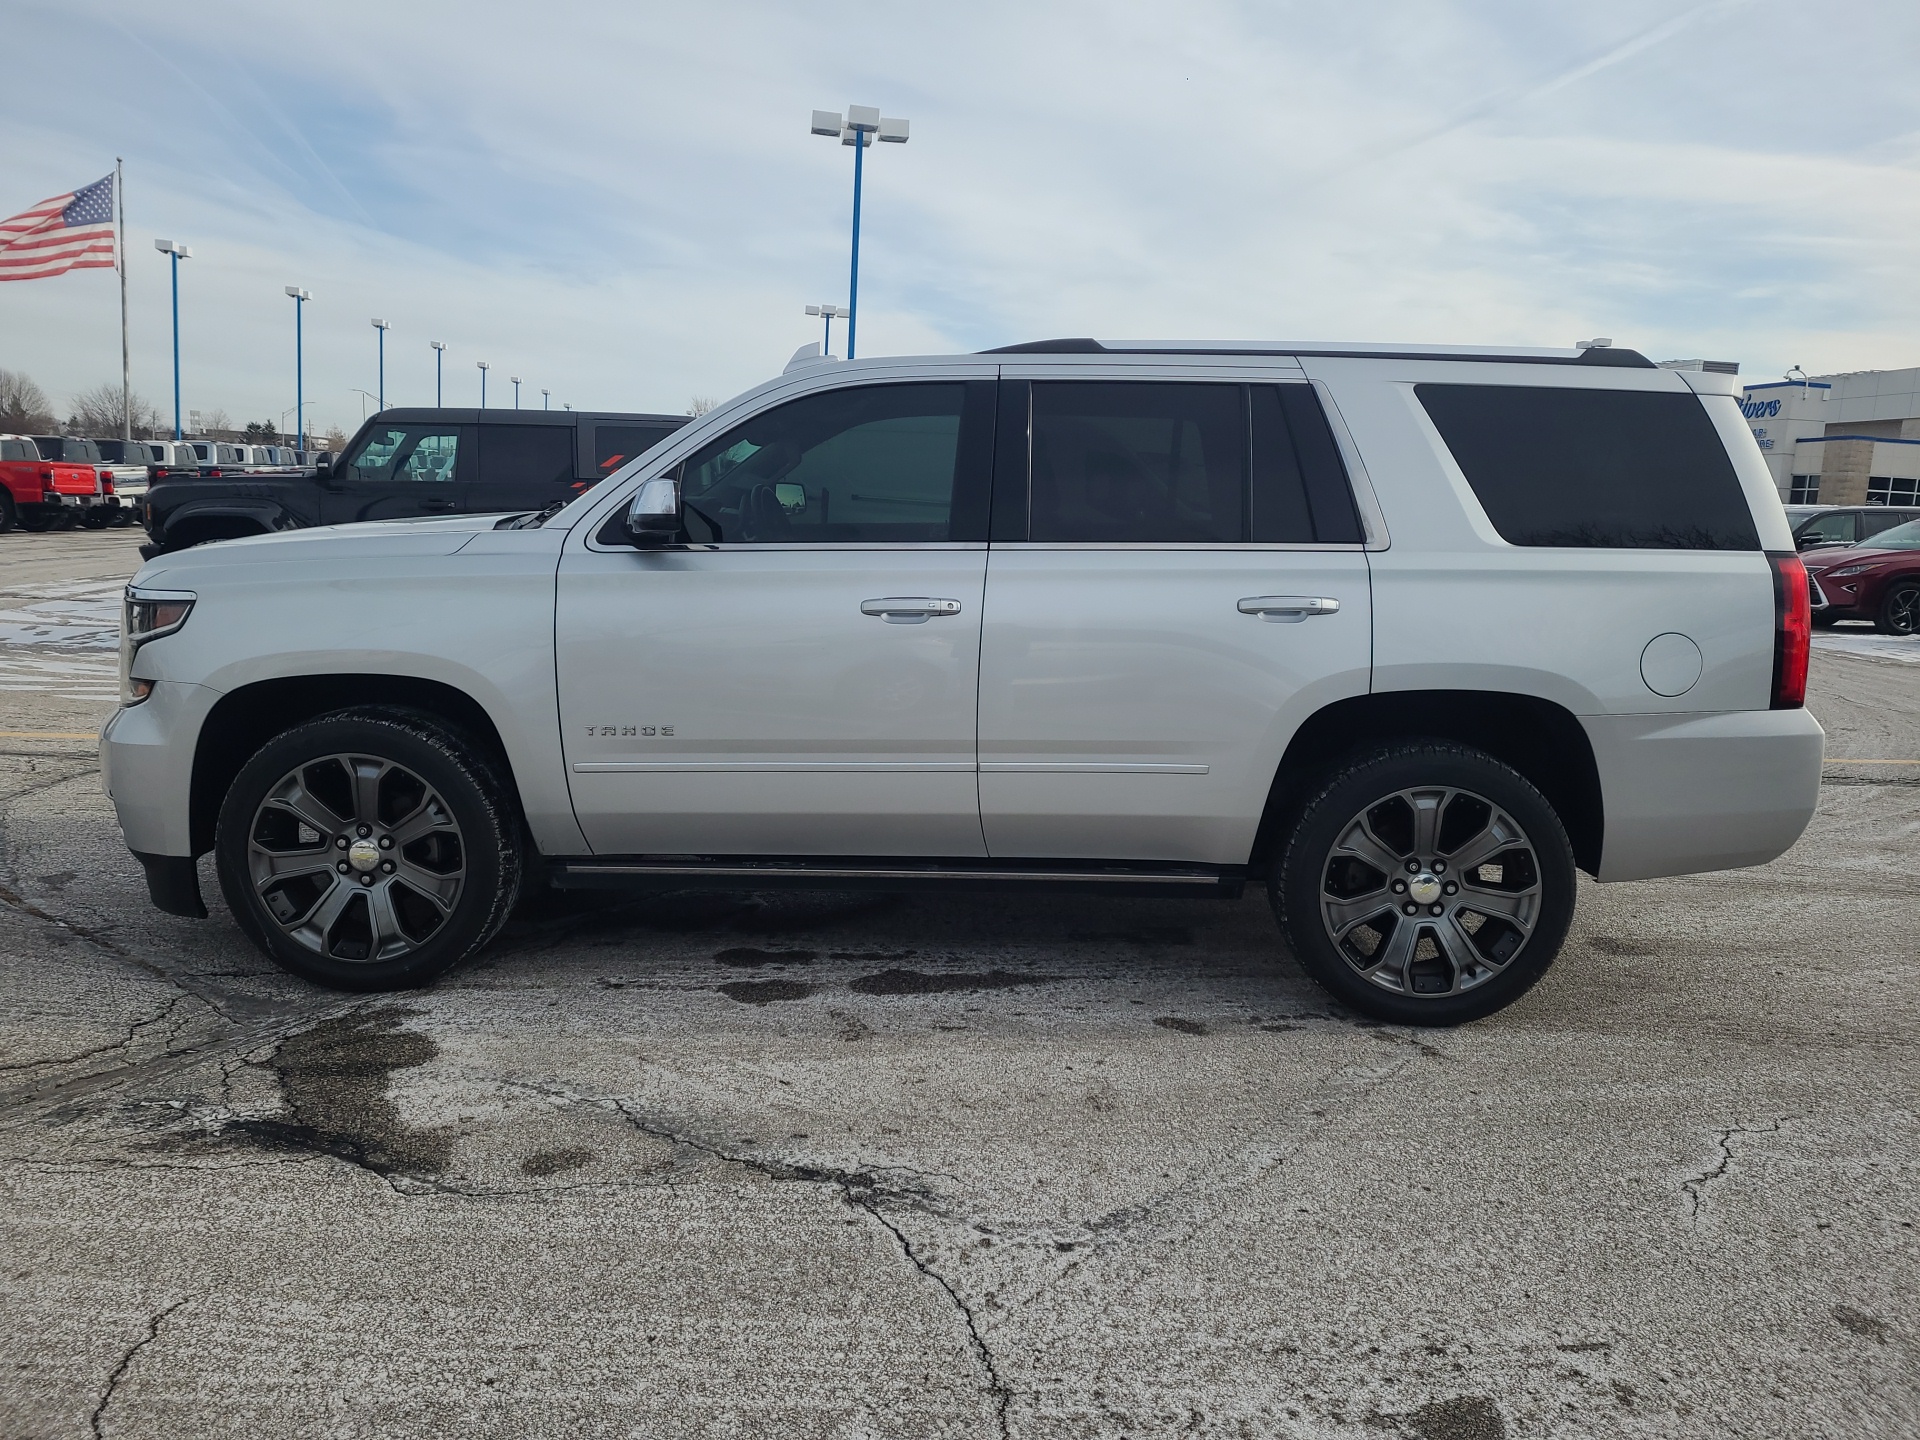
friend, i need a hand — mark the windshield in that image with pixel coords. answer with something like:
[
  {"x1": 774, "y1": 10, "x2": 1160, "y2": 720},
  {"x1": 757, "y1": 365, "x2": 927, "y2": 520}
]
[{"x1": 1861, "y1": 519, "x2": 1920, "y2": 550}]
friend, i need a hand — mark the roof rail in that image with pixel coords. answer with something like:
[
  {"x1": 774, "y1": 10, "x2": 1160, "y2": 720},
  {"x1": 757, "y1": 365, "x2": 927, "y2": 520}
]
[
  {"x1": 982, "y1": 338, "x2": 1107, "y2": 354},
  {"x1": 979, "y1": 339, "x2": 1655, "y2": 368}
]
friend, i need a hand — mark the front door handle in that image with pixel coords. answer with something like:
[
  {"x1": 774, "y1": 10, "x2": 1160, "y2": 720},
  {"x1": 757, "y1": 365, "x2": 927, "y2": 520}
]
[
  {"x1": 1238, "y1": 595, "x2": 1341, "y2": 622},
  {"x1": 418, "y1": 495, "x2": 457, "y2": 512},
  {"x1": 861, "y1": 597, "x2": 963, "y2": 624}
]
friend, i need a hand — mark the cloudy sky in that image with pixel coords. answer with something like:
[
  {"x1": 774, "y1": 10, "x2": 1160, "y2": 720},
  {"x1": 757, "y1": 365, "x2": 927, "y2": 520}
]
[{"x1": 3, "y1": 0, "x2": 1917, "y2": 438}]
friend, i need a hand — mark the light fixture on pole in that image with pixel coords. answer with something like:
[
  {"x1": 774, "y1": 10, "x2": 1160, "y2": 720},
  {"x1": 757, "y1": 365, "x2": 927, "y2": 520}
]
[
  {"x1": 809, "y1": 105, "x2": 909, "y2": 361},
  {"x1": 477, "y1": 359, "x2": 489, "y2": 408},
  {"x1": 805, "y1": 303, "x2": 847, "y2": 357},
  {"x1": 541, "y1": 388, "x2": 550, "y2": 411},
  {"x1": 372, "y1": 319, "x2": 390, "y2": 411},
  {"x1": 430, "y1": 341, "x2": 446, "y2": 405},
  {"x1": 511, "y1": 375, "x2": 522, "y2": 410},
  {"x1": 154, "y1": 240, "x2": 192, "y2": 439},
  {"x1": 284, "y1": 287, "x2": 311, "y2": 451}
]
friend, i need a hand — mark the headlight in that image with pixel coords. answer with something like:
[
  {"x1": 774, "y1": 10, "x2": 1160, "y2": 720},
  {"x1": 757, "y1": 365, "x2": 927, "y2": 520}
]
[
  {"x1": 120, "y1": 586, "x2": 195, "y2": 705},
  {"x1": 1827, "y1": 564, "x2": 1878, "y2": 577}
]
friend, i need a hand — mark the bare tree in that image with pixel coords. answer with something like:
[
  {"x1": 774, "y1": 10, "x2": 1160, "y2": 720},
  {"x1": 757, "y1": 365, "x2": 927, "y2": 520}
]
[
  {"x1": 320, "y1": 425, "x2": 348, "y2": 452},
  {"x1": 67, "y1": 381, "x2": 165, "y2": 438},
  {"x1": 0, "y1": 368, "x2": 57, "y2": 433},
  {"x1": 686, "y1": 395, "x2": 717, "y2": 417},
  {"x1": 196, "y1": 408, "x2": 232, "y2": 438}
]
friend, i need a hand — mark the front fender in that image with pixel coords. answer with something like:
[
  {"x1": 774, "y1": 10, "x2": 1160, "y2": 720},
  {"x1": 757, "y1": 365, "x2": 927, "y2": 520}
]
[{"x1": 154, "y1": 498, "x2": 296, "y2": 546}]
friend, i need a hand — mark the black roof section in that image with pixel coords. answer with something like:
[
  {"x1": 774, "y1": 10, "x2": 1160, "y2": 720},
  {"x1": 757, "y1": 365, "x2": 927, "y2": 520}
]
[
  {"x1": 981, "y1": 339, "x2": 1656, "y2": 369},
  {"x1": 365, "y1": 408, "x2": 689, "y2": 425}
]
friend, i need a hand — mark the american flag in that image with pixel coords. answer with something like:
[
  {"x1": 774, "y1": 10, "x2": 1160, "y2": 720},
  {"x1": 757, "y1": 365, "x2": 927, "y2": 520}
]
[{"x1": 0, "y1": 175, "x2": 117, "y2": 282}]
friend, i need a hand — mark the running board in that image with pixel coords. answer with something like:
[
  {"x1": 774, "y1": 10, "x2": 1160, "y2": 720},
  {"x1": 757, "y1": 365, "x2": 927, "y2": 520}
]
[{"x1": 550, "y1": 856, "x2": 1245, "y2": 899}]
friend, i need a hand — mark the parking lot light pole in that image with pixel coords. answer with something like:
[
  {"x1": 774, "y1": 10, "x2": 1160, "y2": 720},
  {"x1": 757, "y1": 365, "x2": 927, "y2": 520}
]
[
  {"x1": 805, "y1": 303, "x2": 846, "y2": 356},
  {"x1": 154, "y1": 240, "x2": 191, "y2": 439},
  {"x1": 372, "y1": 319, "x2": 390, "y2": 411},
  {"x1": 541, "y1": 388, "x2": 550, "y2": 411},
  {"x1": 430, "y1": 341, "x2": 446, "y2": 405},
  {"x1": 284, "y1": 287, "x2": 311, "y2": 451},
  {"x1": 511, "y1": 376, "x2": 521, "y2": 410},
  {"x1": 477, "y1": 360, "x2": 489, "y2": 408},
  {"x1": 810, "y1": 106, "x2": 909, "y2": 361}
]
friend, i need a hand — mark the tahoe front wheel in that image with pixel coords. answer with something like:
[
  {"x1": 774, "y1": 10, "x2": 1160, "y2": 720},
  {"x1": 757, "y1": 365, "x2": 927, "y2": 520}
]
[
  {"x1": 215, "y1": 708, "x2": 522, "y2": 991},
  {"x1": 1271, "y1": 742, "x2": 1576, "y2": 1025}
]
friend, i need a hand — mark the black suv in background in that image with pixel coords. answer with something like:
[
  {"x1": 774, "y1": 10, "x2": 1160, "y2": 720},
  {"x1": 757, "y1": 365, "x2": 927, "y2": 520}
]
[
  {"x1": 139, "y1": 407, "x2": 687, "y2": 556},
  {"x1": 1792, "y1": 505, "x2": 1920, "y2": 551}
]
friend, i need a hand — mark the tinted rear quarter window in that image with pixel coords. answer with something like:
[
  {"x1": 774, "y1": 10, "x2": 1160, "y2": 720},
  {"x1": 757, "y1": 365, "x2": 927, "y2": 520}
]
[
  {"x1": 482, "y1": 425, "x2": 573, "y2": 485},
  {"x1": 1417, "y1": 384, "x2": 1760, "y2": 550},
  {"x1": 594, "y1": 425, "x2": 676, "y2": 474}
]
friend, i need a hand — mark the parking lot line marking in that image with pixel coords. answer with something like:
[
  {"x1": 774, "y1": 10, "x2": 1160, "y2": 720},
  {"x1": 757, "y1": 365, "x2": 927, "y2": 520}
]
[
  {"x1": 0, "y1": 731, "x2": 98, "y2": 740},
  {"x1": 1824, "y1": 757, "x2": 1920, "y2": 765}
]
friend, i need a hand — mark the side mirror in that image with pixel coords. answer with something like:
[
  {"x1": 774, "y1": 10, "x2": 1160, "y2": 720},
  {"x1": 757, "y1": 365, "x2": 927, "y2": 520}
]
[
  {"x1": 625, "y1": 476, "x2": 682, "y2": 547},
  {"x1": 314, "y1": 451, "x2": 335, "y2": 480}
]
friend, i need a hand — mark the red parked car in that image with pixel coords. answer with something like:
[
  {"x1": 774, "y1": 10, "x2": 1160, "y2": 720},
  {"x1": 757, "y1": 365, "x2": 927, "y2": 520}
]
[
  {"x1": 0, "y1": 434, "x2": 107, "y2": 532},
  {"x1": 1803, "y1": 519, "x2": 1920, "y2": 635}
]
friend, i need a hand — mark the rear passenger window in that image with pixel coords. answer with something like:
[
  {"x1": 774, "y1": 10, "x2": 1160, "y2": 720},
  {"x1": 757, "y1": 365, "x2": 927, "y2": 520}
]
[
  {"x1": 1021, "y1": 382, "x2": 1362, "y2": 545},
  {"x1": 1417, "y1": 384, "x2": 1760, "y2": 550},
  {"x1": 481, "y1": 425, "x2": 573, "y2": 485},
  {"x1": 594, "y1": 425, "x2": 675, "y2": 473},
  {"x1": 1030, "y1": 382, "x2": 1245, "y2": 543}
]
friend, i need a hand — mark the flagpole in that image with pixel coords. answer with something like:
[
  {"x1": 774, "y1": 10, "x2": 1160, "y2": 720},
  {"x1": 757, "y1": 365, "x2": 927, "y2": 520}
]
[{"x1": 116, "y1": 158, "x2": 130, "y2": 443}]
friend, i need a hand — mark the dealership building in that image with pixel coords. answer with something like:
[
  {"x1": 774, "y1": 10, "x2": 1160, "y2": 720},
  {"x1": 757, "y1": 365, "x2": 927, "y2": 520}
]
[{"x1": 1732, "y1": 365, "x2": 1920, "y2": 508}]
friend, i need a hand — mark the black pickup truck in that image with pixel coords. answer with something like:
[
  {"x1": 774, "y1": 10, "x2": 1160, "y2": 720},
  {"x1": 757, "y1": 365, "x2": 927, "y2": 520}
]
[{"x1": 139, "y1": 407, "x2": 687, "y2": 556}]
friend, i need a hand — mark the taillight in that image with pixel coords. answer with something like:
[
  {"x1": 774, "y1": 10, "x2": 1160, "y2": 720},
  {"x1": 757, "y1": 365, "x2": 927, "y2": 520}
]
[{"x1": 1769, "y1": 551, "x2": 1809, "y2": 709}]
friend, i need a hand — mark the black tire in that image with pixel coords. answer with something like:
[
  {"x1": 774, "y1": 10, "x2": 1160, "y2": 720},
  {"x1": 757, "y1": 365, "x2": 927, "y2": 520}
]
[
  {"x1": 1875, "y1": 581, "x2": 1920, "y2": 636},
  {"x1": 81, "y1": 509, "x2": 109, "y2": 529},
  {"x1": 0, "y1": 491, "x2": 14, "y2": 532},
  {"x1": 215, "y1": 708, "x2": 523, "y2": 991},
  {"x1": 1270, "y1": 741, "x2": 1577, "y2": 1026},
  {"x1": 16, "y1": 507, "x2": 55, "y2": 532}
]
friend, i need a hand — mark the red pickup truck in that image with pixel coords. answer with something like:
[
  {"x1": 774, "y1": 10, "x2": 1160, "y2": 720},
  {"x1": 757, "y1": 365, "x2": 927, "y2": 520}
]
[{"x1": 0, "y1": 434, "x2": 107, "y2": 531}]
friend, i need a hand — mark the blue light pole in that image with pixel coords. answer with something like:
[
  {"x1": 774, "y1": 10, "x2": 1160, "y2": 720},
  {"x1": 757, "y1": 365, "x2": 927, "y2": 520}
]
[
  {"x1": 430, "y1": 341, "x2": 445, "y2": 405},
  {"x1": 154, "y1": 240, "x2": 191, "y2": 438},
  {"x1": 477, "y1": 360, "x2": 489, "y2": 408},
  {"x1": 805, "y1": 303, "x2": 846, "y2": 357},
  {"x1": 372, "y1": 319, "x2": 389, "y2": 412},
  {"x1": 284, "y1": 286, "x2": 311, "y2": 450},
  {"x1": 511, "y1": 375, "x2": 521, "y2": 409},
  {"x1": 810, "y1": 106, "x2": 910, "y2": 361}
]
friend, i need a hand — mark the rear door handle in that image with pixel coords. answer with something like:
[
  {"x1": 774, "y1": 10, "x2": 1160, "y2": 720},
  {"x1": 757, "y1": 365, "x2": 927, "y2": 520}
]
[
  {"x1": 861, "y1": 597, "x2": 963, "y2": 624},
  {"x1": 418, "y1": 495, "x2": 457, "y2": 512},
  {"x1": 1238, "y1": 595, "x2": 1341, "y2": 622}
]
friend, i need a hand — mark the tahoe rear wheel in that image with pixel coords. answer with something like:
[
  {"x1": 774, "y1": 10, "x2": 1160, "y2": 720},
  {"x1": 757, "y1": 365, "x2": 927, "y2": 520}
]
[
  {"x1": 215, "y1": 709, "x2": 521, "y2": 991},
  {"x1": 1271, "y1": 742, "x2": 1576, "y2": 1025}
]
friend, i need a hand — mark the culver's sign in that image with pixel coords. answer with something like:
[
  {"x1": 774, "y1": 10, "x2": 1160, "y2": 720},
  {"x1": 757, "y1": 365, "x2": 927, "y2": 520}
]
[{"x1": 1741, "y1": 397, "x2": 1783, "y2": 419}]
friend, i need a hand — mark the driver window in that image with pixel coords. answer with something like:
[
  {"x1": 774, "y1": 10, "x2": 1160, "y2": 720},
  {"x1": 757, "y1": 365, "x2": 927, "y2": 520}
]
[
  {"x1": 677, "y1": 384, "x2": 965, "y2": 543},
  {"x1": 1797, "y1": 512, "x2": 1857, "y2": 545},
  {"x1": 343, "y1": 427, "x2": 461, "y2": 484}
]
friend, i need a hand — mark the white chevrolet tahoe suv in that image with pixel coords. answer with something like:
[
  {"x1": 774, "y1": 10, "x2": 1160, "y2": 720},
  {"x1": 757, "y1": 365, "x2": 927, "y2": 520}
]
[{"x1": 102, "y1": 339, "x2": 1822, "y2": 1024}]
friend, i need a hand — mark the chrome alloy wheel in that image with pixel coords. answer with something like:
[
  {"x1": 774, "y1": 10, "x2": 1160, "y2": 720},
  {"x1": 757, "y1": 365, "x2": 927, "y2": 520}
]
[
  {"x1": 1318, "y1": 784, "x2": 1542, "y2": 998},
  {"x1": 246, "y1": 753, "x2": 466, "y2": 963}
]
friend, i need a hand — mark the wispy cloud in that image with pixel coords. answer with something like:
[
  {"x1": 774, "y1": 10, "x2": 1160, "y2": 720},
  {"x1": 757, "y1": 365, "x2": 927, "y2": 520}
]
[{"x1": 1, "y1": 0, "x2": 1915, "y2": 434}]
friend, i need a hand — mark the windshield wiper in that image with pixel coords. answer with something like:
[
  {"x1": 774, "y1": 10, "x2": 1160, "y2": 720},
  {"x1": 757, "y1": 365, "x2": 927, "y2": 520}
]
[{"x1": 509, "y1": 499, "x2": 573, "y2": 529}]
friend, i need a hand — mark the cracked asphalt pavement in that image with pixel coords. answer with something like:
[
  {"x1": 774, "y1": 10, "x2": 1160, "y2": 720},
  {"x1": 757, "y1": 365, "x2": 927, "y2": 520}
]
[{"x1": 2, "y1": 530, "x2": 1917, "y2": 1437}]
